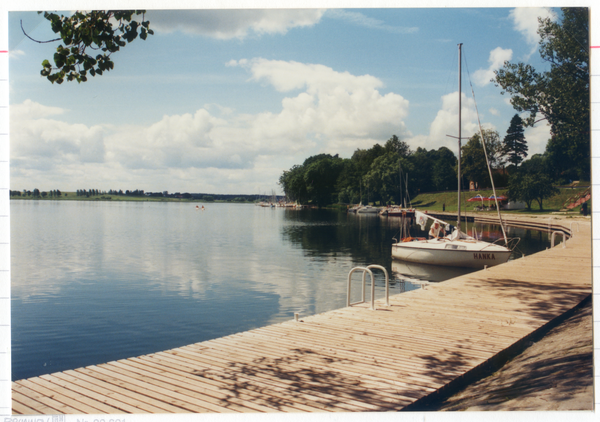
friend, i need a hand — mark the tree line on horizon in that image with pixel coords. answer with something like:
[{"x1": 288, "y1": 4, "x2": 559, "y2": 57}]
[{"x1": 9, "y1": 188, "x2": 277, "y2": 204}]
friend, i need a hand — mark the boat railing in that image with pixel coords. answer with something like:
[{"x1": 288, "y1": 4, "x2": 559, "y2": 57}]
[
  {"x1": 483, "y1": 236, "x2": 521, "y2": 252},
  {"x1": 347, "y1": 265, "x2": 390, "y2": 310}
]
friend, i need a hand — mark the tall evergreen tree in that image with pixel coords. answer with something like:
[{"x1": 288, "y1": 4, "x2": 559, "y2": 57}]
[{"x1": 503, "y1": 114, "x2": 528, "y2": 167}]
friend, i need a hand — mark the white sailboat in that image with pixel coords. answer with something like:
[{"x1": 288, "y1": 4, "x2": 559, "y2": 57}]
[
  {"x1": 356, "y1": 180, "x2": 380, "y2": 213},
  {"x1": 356, "y1": 205, "x2": 380, "y2": 214},
  {"x1": 391, "y1": 44, "x2": 514, "y2": 269}
]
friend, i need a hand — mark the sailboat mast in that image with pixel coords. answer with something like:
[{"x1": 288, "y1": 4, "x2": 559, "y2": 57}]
[{"x1": 457, "y1": 43, "x2": 462, "y2": 232}]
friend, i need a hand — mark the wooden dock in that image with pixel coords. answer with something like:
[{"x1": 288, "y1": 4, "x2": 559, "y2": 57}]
[{"x1": 12, "y1": 217, "x2": 592, "y2": 414}]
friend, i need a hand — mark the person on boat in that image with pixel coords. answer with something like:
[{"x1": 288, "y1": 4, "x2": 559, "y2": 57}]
[{"x1": 429, "y1": 222, "x2": 443, "y2": 239}]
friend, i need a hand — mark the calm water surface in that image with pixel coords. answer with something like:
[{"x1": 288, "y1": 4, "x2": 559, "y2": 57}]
[{"x1": 11, "y1": 201, "x2": 550, "y2": 380}]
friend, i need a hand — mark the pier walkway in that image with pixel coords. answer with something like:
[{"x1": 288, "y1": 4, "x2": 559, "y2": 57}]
[{"x1": 12, "y1": 217, "x2": 592, "y2": 414}]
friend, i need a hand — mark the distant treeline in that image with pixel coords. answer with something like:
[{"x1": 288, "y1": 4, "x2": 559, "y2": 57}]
[
  {"x1": 11, "y1": 189, "x2": 63, "y2": 198},
  {"x1": 10, "y1": 188, "x2": 282, "y2": 203}
]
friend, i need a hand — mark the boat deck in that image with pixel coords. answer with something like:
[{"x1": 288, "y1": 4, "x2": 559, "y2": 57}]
[{"x1": 12, "y1": 218, "x2": 592, "y2": 414}]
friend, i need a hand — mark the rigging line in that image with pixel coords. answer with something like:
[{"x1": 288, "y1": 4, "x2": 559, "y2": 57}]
[
  {"x1": 465, "y1": 63, "x2": 509, "y2": 245},
  {"x1": 443, "y1": 47, "x2": 459, "y2": 100}
]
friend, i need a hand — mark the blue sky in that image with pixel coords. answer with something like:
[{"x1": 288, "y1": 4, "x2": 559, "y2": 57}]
[{"x1": 8, "y1": 5, "x2": 563, "y2": 195}]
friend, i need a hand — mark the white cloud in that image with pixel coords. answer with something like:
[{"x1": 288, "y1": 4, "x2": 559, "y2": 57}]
[
  {"x1": 232, "y1": 58, "x2": 410, "y2": 156},
  {"x1": 9, "y1": 49, "x2": 25, "y2": 59},
  {"x1": 11, "y1": 99, "x2": 65, "y2": 120},
  {"x1": 11, "y1": 59, "x2": 411, "y2": 191},
  {"x1": 148, "y1": 9, "x2": 325, "y2": 39},
  {"x1": 324, "y1": 9, "x2": 418, "y2": 34},
  {"x1": 523, "y1": 121, "x2": 551, "y2": 156},
  {"x1": 407, "y1": 91, "x2": 494, "y2": 152},
  {"x1": 11, "y1": 101, "x2": 105, "y2": 171},
  {"x1": 509, "y1": 7, "x2": 557, "y2": 58},
  {"x1": 472, "y1": 47, "x2": 513, "y2": 87}
]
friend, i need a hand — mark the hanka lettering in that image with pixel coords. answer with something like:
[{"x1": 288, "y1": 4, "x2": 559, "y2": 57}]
[{"x1": 474, "y1": 253, "x2": 495, "y2": 260}]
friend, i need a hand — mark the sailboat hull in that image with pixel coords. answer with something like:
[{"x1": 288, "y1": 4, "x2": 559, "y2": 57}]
[
  {"x1": 392, "y1": 238, "x2": 511, "y2": 269},
  {"x1": 356, "y1": 206, "x2": 380, "y2": 214}
]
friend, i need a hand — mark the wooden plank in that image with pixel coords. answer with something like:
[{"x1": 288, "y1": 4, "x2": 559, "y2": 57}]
[
  {"x1": 273, "y1": 313, "x2": 521, "y2": 350},
  {"x1": 144, "y1": 352, "x2": 393, "y2": 412},
  {"x1": 87, "y1": 363, "x2": 239, "y2": 413},
  {"x1": 127, "y1": 355, "x2": 328, "y2": 413},
  {"x1": 11, "y1": 396, "x2": 44, "y2": 415},
  {"x1": 298, "y1": 310, "x2": 532, "y2": 343},
  {"x1": 11, "y1": 390, "x2": 64, "y2": 415},
  {"x1": 177, "y1": 341, "x2": 443, "y2": 395},
  {"x1": 256, "y1": 320, "x2": 508, "y2": 361},
  {"x1": 108, "y1": 359, "x2": 289, "y2": 413},
  {"x1": 70, "y1": 368, "x2": 195, "y2": 413},
  {"x1": 239, "y1": 324, "x2": 496, "y2": 375},
  {"x1": 12, "y1": 382, "x2": 83, "y2": 414},
  {"x1": 27, "y1": 376, "x2": 125, "y2": 414},
  {"x1": 134, "y1": 355, "x2": 356, "y2": 412},
  {"x1": 216, "y1": 326, "x2": 484, "y2": 381},
  {"x1": 166, "y1": 346, "x2": 420, "y2": 408},
  {"x1": 47, "y1": 372, "x2": 151, "y2": 414}
]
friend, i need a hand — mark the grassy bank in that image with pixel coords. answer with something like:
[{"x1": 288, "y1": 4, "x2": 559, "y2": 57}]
[{"x1": 406, "y1": 187, "x2": 590, "y2": 215}]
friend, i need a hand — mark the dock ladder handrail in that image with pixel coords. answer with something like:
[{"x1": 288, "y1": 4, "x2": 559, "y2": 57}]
[
  {"x1": 570, "y1": 221, "x2": 580, "y2": 237},
  {"x1": 551, "y1": 231, "x2": 567, "y2": 248},
  {"x1": 347, "y1": 264, "x2": 389, "y2": 310}
]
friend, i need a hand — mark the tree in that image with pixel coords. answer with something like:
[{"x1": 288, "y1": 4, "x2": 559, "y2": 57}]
[
  {"x1": 493, "y1": 8, "x2": 589, "y2": 181},
  {"x1": 350, "y1": 144, "x2": 386, "y2": 177},
  {"x1": 364, "y1": 153, "x2": 401, "y2": 205},
  {"x1": 461, "y1": 129, "x2": 502, "y2": 189},
  {"x1": 27, "y1": 10, "x2": 153, "y2": 84},
  {"x1": 384, "y1": 135, "x2": 411, "y2": 158},
  {"x1": 407, "y1": 148, "x2": 435, "y2": 194},
  {"x1": 431, "y1": 147, "x2": 458, "y2": 191},
  {"x1": 303, "y1": 155, "x2": 344, "y2": 207},
  {"x1": 508, "y1": 172, "x2": 558, "y2": 211},
  {"x1": 279, "y1": 164, "x2": 309, "y2": 204},
  {"x1": 503, "y1": 114, "x2": 528, "y2": 167}
]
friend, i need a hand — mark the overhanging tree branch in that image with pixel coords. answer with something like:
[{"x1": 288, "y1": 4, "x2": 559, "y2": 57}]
[
  {"x1": 20, "y1": 20, "x2": 61, "y2": 43},
  {"x1": 30, "y1": 10, "x2": 153, "y2": 84}
]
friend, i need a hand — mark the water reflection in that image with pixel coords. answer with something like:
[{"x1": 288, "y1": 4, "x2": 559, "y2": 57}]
[
  {"x1": 391, "y1": 259, "x2": 476, "y2": 283},
  {"x1": 11, "y1": 202, "x2": 551, "y2": 381}
]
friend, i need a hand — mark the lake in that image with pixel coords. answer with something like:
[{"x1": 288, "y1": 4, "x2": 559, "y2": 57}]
[{"x1": 10, "y1": 201, "x2": 551, "y2": 381}]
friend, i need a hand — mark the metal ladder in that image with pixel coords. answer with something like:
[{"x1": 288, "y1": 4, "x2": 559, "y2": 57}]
[{"x1": 347, "y1": 264, "x2": 389, "y2": 310}]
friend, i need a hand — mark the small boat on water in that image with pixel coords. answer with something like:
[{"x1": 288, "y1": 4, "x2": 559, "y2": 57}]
[
  {"x1": 347, "y1": 204, "x2": 361, "y2": 213},
  {"x1": 380, "y1": 207, "x2": 415, "y2": 217},
  {"x1": 391, "y1": 44, "x2": 516, "y2": 269},
  {"x1": 347, "y1": 203, "x2": 379, "y2": 213},
  {"x1": 356, "y1": 205, "x2": 380, "y2": 214}
]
